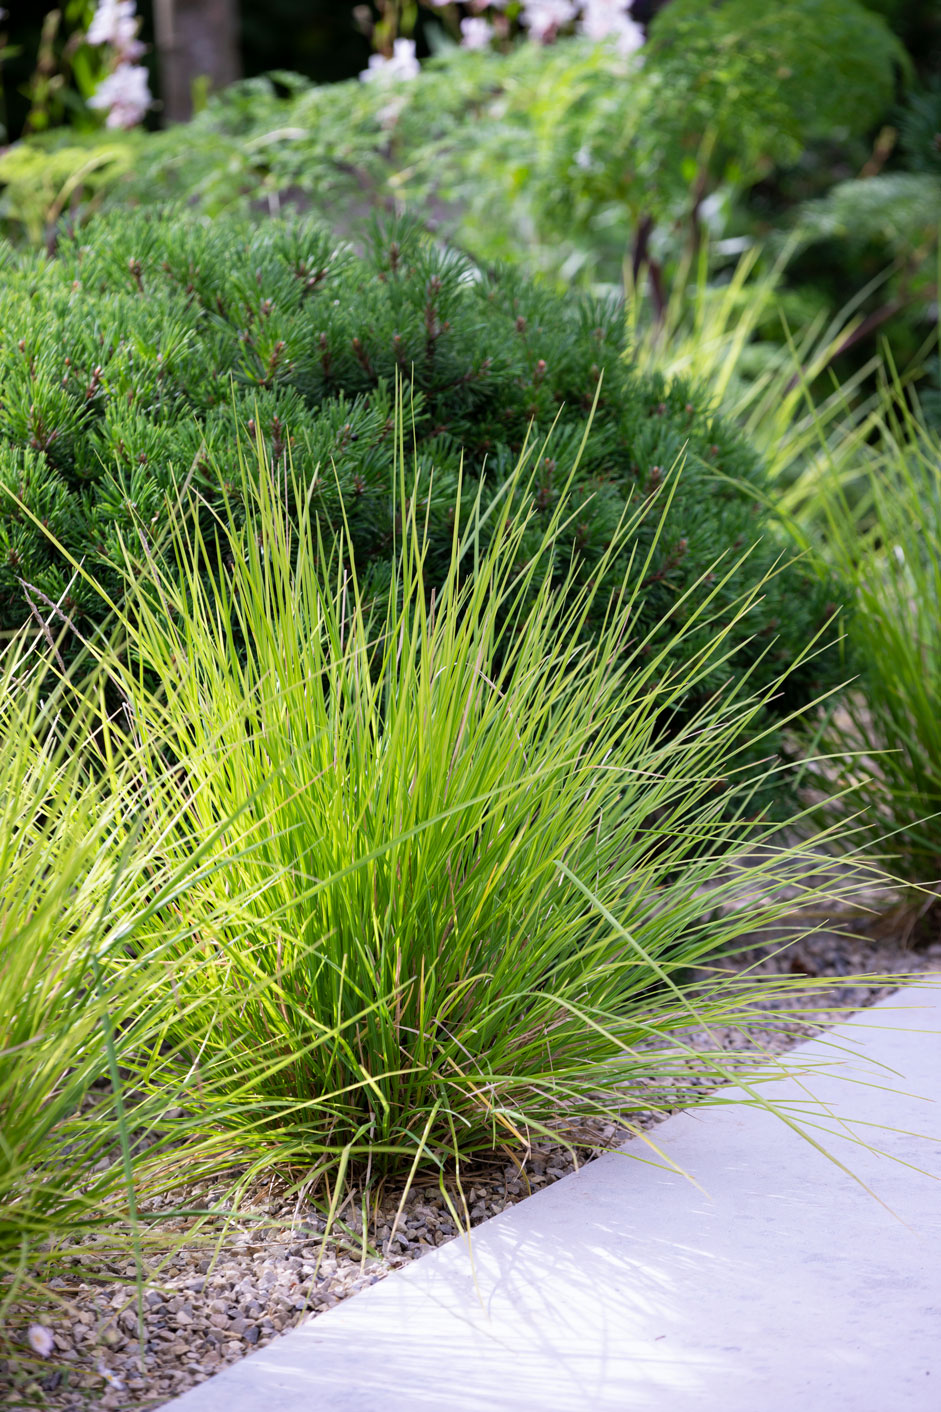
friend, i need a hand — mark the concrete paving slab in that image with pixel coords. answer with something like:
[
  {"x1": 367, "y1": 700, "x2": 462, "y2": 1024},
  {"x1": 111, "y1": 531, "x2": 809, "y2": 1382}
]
[{"x1": 163, "y1": 983, "x2": 941, "y2": 1412}]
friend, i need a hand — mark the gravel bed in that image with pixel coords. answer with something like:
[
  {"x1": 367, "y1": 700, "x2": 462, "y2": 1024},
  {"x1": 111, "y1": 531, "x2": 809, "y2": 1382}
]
[{"x1": 4, "y1": 924, "x2": 940, "y2": 1412}]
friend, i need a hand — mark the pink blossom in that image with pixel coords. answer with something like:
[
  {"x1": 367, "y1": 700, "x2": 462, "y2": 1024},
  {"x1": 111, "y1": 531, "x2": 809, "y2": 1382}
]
[
  {"x1": 87, "y1": 0, "x2": 145, "y2": 61},
  {"x1": 360, "y1": 38, "x2": 421, "y2": 83},
  {"x1": 460, "y1": 16, "x2": 494, "y2": 50},
  {"x1": 88, "y1": 62, "x2": 152, "y2": 127}
]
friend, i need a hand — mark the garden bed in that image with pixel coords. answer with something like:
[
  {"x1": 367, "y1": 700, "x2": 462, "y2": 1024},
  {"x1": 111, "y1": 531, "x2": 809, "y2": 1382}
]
[{"x1": 7, "y1": 916, "x2": 940, "y2": 1412}]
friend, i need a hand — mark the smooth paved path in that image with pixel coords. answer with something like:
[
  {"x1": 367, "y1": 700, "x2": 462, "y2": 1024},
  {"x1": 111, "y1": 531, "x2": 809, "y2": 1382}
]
[{"x1": 163, "y1": 983, "x2": 941, "y2": 1412}]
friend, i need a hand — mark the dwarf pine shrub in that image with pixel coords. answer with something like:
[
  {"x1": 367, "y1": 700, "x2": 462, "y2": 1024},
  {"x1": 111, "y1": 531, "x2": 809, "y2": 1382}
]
[{"x1": 0, "y1": 210, "x2": 840, "y2": 742}]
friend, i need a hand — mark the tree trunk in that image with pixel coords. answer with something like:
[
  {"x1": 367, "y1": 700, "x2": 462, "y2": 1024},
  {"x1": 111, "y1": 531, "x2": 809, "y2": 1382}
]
[{"x1": 153, "y1": 0, "x2": 242, "y2": 124}]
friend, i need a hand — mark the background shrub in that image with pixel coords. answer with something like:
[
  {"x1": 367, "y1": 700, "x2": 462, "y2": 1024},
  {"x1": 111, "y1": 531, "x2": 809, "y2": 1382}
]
[
  {"x1": 2, "y1": 4, "x2": 933, "y2": 409},
  {"x1": 0, "y1": 4, "x2": 907, "y2": 276},
  {"x1": 0, "y1": 209, "x2": 842, "y2": 743},
  {"x1": 4, "y1": 0, "x2": 931, "y2": 418}
]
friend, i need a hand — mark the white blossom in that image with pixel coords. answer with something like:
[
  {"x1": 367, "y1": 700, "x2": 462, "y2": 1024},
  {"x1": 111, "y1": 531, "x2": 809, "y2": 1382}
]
[
  {"x1": 520, "y1": 0, "x2": 577, "y2": 41},
  {"x1": 87, "y1": 0, "x2": 145, "y2": 61},
  {"x1": 360, "y1": 38, "x2": 421, "y2": 83},
  {"x1": 88, "y1": 62, "x2": 152, "y2": 128},
  {"x1": 87, "y1": 4, "x2": 152, "y2": 134},
  {"x1": 27, "y1": 1325, "x2": 55, "y2": 1358},
  {"x1": 579, "y1": 0, "x2": 645, "y2": 52},
  {"x1": 460, "y1": 17, "x2": 494, "y2": 50},
  {"x1": 698, "y1": 191, "x2": 727, "y2": 231},
  {"x1": 613, "y1": 21, "x2": 645, "y2": 55},
  {"x1": 377, "y1": 94, "x2": 408, "y2": 129},
  {"x1": 97, "y1": 1359, "x2": 126, "y2": 1391}
]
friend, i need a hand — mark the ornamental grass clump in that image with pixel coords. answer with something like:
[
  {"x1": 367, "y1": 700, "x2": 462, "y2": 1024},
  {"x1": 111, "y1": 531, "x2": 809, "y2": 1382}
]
[
  {"x1": 810, "y1": 394, "x2": 941, "y2": 899},
  {"x1": 0, "y1": 646, "x2": 155, "y2": 1286},
  {"x1": 0, "y1": 605, "x2": 367, "y2": 1330},
  {"x1": 72, "y1": 435, "x2": 874, "y2": 1185},
  {"x1": 0, "y1": 210, "x2": 842, "y2": 790},
  {"x1": 0, "y1": 633, "x2": 257, "y2": 1313}
]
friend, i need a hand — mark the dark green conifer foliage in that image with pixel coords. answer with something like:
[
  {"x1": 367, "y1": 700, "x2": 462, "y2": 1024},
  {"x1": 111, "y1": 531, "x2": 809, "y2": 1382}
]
[{"x1": 0, "y1": 210, "x2": 840, "y2": 750}]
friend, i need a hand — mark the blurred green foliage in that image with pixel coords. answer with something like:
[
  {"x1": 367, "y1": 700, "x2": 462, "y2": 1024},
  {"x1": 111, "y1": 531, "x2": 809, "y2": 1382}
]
[
  {"x1": 0, "y1": 2, "x2": 912, "y2": 266},
  {"x1": 0, "y1": 2, "x2": 373, "y2": 144}
]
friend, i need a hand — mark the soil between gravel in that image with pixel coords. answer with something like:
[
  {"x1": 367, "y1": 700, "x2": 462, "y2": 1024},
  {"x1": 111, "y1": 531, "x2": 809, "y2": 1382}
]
[{"x1": 4, "y1": 923, "x2": 941, "y2": 1412}]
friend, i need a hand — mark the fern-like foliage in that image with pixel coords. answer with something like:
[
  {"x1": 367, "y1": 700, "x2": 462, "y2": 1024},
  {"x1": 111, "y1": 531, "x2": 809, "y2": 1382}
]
[
  {"x1": 0, "y1": 135, "x2": 138, "y2": 244},
  {"x1": 790, "y1": 172, "x2": 940, "y2": 261},
  {"x1": 898, "y1": 77, "x2": 941, "y2": 174},
  {"x1": 640, "y1": 0, "x2": 908, "y2": 192}
]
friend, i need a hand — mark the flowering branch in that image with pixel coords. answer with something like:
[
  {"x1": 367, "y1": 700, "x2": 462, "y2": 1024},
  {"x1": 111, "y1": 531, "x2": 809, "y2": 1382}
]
[
  {"x1": 86, "y1": 0, "x2": 152, "y2": 129},
  {"x1": 360, "y1": 1, "x2": 644, "y2": 82}
]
